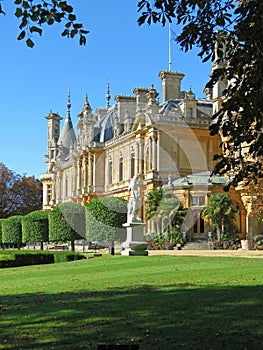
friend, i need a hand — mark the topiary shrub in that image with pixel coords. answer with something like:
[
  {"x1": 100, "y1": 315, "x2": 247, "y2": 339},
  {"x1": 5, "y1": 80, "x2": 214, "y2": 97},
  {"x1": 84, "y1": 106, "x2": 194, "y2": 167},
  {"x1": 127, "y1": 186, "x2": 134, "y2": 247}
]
[
  {"x1": 22, "y1": 210, "x2": 49, "y2": 250},
  {"x1": 85, "y1": 196, "x2": 127, "y2": 244},
  {"x1": 49, "y1": 202, "x2": 85, "y2": 251},
  {"x1": 2, "y1": 216, "x2": 23, "y2": 249}
]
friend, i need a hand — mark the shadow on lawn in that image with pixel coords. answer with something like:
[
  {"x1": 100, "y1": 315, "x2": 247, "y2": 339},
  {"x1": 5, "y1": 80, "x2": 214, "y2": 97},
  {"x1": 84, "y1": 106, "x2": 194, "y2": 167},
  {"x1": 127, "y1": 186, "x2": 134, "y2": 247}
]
[{"x1": 0, "y1": 284, "x2": 263, "y2": 350}]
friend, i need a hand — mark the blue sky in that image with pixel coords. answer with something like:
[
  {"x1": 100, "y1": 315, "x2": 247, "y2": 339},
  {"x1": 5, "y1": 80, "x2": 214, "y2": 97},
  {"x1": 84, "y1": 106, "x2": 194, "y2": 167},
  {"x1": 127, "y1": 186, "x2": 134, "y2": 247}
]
[{"x1": 0, "y1": 0, "x2": 211, "y2": 179}]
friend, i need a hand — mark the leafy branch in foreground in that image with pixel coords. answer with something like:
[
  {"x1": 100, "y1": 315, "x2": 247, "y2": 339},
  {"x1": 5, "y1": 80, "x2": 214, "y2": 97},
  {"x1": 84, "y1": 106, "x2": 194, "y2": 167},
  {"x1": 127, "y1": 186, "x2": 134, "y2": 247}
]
[
  {"x1": 1, "y1": 0, "x2": 89, "y2": 47},
  {"x1": 138, "y1": 0, "x2": 263, "y2": 188}
]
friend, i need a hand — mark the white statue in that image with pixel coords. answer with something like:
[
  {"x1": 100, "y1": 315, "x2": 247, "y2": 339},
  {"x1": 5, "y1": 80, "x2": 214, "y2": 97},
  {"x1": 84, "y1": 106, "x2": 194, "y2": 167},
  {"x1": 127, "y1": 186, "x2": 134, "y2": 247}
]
[{"x1": 127, "y1": 174, "x2": 142, "y2": 223}]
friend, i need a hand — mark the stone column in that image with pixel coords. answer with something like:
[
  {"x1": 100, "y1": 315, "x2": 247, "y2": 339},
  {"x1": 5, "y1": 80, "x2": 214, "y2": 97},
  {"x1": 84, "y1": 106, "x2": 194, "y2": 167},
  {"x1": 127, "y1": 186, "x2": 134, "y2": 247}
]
[
  {"x1": 82, "y1": 155, "x2": 88, "y2": 194},
  {"x1": 77, "y1": 159, "x2": 82, "y2": 195},
  {"x1": 88, "y1": 152, "x2": 94, "y2": 192}
]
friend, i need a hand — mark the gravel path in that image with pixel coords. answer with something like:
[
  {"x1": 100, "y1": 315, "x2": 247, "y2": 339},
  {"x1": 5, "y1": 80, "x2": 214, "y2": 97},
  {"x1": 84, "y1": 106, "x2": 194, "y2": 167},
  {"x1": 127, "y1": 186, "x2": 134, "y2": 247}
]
[{"x1": 147, "y1": 249, "x2": 263, "y2": 258}]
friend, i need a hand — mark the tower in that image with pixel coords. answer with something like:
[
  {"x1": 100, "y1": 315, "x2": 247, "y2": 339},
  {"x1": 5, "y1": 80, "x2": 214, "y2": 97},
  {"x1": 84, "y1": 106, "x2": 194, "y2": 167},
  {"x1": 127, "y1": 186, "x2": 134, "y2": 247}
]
[{"x1": 45, "y1": 111, "x2": 62, "y2": 172}]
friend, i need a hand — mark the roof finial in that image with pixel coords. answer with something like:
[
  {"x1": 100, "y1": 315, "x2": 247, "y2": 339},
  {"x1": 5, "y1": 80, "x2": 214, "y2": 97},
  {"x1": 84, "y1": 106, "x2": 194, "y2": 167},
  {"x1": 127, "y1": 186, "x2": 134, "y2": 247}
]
[
  {"x1": 106, "y1": 78, "x2": 111, "y2": 108},
  {"x1": 67, "y1": 86, "x2": 71, "y2": 118}
]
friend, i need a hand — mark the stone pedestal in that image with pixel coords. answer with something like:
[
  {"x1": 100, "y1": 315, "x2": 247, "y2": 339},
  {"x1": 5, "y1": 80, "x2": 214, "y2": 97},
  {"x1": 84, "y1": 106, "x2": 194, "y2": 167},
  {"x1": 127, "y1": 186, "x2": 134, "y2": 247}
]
[{"x1": 121, "y1": 222, "x2": 148, "y2": 256}]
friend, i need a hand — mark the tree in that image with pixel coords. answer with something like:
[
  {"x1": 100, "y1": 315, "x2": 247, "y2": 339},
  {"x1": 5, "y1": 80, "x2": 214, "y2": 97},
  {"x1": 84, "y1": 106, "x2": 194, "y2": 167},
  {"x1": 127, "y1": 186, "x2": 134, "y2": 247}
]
[
  {"x1": 48, "y1": 202, "x2": 85, "y2": 251},
  {"x1": 0, "y1": 162, "x2": 42, "y2": 218},
  {"x1": 138, "y1": 0, "x2": 263, "y2": 188},
  {"x1": 202, "y1": 193, "x2": 236, "y2": 242},
  {"x1": 145, "y1": 188, "x2": 185, "y2": 242},
  {"x1": 22, "y1": 210, "x2": 49, "y2": 250},
  {"x1": 85, "y1": 196, "x2": 127, "y2": 244},
  {"x1": 145, "y1": 188, "x2": 164, "y2": 221},
  {"x1": 1, "y1": 215, "x2": 23, "y2": 248},
  {"x1": 0, "y1": 0, "x2": 89, "y2": 47}
]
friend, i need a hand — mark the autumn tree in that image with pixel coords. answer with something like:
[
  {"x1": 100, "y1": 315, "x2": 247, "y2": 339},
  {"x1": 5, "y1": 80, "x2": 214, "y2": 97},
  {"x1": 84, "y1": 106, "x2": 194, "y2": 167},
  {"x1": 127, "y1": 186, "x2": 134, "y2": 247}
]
[
  {"x1": 0, "y1": 162, "x2": 42, "y2": 218},
  {"x1": 0, "y1": 0, "x2": 88, "y2": 47},
  {"x1": 138, "y1": 0, "x2": 263, "y2": 188}
]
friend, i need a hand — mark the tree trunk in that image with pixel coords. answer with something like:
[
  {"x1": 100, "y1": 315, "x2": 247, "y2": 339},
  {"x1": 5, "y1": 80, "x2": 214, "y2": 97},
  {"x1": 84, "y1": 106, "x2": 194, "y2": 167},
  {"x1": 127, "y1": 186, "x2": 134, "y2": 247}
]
[{"x1": 71, "y1": 240, "x2": 75, "y2": 252}]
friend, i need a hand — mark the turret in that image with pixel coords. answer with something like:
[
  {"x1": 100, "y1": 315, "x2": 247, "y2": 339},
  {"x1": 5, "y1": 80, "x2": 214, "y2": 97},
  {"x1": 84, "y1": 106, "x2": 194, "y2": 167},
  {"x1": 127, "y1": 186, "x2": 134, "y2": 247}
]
[{"x1": 45, "y1": 111, "x2": 62, "y2": 171}]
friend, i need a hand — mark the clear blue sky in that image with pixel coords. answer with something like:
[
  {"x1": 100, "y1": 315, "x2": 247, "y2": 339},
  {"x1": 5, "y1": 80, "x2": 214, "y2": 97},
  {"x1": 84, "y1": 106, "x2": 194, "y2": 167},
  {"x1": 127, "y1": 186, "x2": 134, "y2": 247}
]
[{"x1": 0, "y1": 0, "x2": 211, "y2": 179}]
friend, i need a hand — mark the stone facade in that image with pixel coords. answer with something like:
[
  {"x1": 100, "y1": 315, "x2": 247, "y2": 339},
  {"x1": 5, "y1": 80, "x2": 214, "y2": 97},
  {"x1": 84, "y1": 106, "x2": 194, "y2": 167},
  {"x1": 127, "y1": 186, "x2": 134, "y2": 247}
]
[{"x1": 40, "y1": 69, "x2": 261, "y2": 239}]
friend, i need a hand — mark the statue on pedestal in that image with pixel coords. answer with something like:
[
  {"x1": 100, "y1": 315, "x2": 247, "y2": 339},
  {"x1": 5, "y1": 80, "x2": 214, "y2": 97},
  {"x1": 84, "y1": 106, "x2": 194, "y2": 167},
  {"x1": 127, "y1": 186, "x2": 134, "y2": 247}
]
[{"x1": 127, "y1": 174, "x2": 142, "y2": 223}]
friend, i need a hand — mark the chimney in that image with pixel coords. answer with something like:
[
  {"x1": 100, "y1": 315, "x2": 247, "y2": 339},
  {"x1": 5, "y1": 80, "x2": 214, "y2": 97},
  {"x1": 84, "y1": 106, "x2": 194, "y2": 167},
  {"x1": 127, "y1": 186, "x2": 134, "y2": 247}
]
[{"x1": 159, "y1": 70, "x2": 185, "y2": 103}]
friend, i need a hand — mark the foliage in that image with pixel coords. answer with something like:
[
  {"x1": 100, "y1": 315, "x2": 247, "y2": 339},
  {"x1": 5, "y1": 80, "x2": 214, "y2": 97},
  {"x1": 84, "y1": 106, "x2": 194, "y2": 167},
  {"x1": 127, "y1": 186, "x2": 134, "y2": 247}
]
[
  {"x1": 22, "y1": 210, "x2": 49, "y2": 245},
  {"x1": 1, "y1": 215, "x2": 23, "y2": 247},
  {"x1": 48, "y1": 202, "x2": 85, "y2": 249},
  {"x1": 0, "y1": 162, "x2": 42, "y2": 218},
  {"x1": 145, "y1": 188, "x2": 164, "y2": 220},
  {"x1": 138, "y1": 0, "x2": 263, "y2": 188},
  {"x1": 145, "y1": 188, "x2": 185, "y2": 236},
  {"x1": 146, "y1": 231, "x2": 182, "y2": 250},
  {"x1": 202, "y1": 193, "x2": 236, "y2": 241},
  {"x1": 252, "y1": 234, "x2": 263, "y2": 250},
  {"x1": 0, "y1": 0, "x2": 89, "y2": 47},
  {"x1": 221, "y1": 232, "x2": 241, "y2": 250},
  {"x1": 85, "y1": 196, "x2": 127, "y2": 243},
  {"x1": 242, "y1": 179, "x2": 263, "y2": 221},
  {"x1": 0, "y1": 249, "x2": 86, "y2": 268}
]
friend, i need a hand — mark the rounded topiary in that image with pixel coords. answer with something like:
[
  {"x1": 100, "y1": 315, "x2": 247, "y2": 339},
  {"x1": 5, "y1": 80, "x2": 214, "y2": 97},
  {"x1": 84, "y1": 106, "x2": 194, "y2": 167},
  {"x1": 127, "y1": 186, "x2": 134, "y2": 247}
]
[
  {"x1": 22, "y1": 210, "x2": 49, "y2": 249},
  {"x1": 85, "y1": 196, "x2": 127, "y2": 243},
  {"x1": 48, "y1": 202, "x2": 85, "y2": 251},
  {"x1": 2, "y1": 216, "x2": 23, "y2": 248}
]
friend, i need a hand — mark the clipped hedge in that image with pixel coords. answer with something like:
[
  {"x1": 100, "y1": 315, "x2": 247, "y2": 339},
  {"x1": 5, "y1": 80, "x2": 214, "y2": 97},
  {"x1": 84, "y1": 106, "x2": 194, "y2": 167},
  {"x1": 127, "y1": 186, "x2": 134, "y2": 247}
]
[
  {"x1": 49, "y1": 202, "x2": 85, "y2": 251},
  {"x1": 0, "y1": 250, "x2": 86, "y2": 268},
  {"x1": 22, "y1": 210, "x2": 49, "y2": 249},
  {"x1": 2, "y1": 216, "x2": 23, "y2": 248},
  {"x1": 86, "y1": 196, "x2": 127, "y2": 243}
]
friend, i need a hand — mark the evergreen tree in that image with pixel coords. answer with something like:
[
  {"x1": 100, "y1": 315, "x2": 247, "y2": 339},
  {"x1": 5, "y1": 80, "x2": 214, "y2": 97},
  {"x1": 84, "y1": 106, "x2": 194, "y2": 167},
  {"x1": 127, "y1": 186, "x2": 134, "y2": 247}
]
[{"x1": 202, "y1": 193, "x2": 236, "y2": 242}]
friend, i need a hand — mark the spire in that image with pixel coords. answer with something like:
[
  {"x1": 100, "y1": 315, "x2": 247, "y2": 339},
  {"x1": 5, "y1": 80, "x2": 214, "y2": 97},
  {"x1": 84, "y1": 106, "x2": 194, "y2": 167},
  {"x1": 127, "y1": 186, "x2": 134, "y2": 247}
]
[
  {"x1": 84, "y1": 93, "x2": 92, "y2": 111},
  {"x1": 106, "y1": 81, "x2": 111, "y2": 108},
  {"x1": 66, "y1": 86, "x2": 71, "y2": 119},
  {"x1": 57, "y1": 88, "x2": 76, "y2": 158}
]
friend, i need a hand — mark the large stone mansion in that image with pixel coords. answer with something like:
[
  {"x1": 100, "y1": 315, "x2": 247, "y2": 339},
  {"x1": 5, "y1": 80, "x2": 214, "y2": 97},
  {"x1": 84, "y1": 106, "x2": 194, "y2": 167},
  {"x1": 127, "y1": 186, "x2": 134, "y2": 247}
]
[{"x1": 40, "y1": 68, "x2": 261, "y2": 241}]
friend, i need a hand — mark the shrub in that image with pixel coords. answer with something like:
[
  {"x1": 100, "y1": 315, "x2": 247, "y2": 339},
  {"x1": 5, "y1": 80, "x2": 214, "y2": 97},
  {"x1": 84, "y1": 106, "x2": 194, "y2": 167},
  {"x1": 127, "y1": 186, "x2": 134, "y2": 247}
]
[
  {"x1": 49, "y1": 203, "x2": 85, "y2": 251},
  {"x1": 22, "y1": 210, "x2": 49, "y2": 249},
  {"x1": 86, "y1": 196, "x2": 127, "y2": 243},
  {"x1": 252, "y1": 234, "x2": 263, "y2": 250},
  {"x1": 2, "y1": 216, "x2": 23, "y2": 248},
  {"x1": 0, "y1": 250, "x2": 86, "y2": 268}
]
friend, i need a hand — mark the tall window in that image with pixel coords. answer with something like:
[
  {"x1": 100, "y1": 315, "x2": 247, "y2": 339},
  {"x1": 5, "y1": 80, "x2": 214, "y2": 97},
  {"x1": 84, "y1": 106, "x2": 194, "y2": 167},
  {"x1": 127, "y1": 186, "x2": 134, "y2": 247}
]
[
  {"x1": 130, "y1": 152, "x2": 135, "y2": 178},
  {"x1": 47, "y1": 184, "x2": 52, "y2": 204},
  {"x1": 119, "y1": 155, "x2": 123, "y2": 182},
  {"x1": 188, "y1": 108, "x2": 193, "y2": 118},
  {"x1": 108, "y1": 159, "x2": 113, "y2": 185},
  {"x1": 65, "y1": 176, "x2": 68, "y2": 198},
  {"x1": 145, "y1": 145, "x2": 150, "y2": 172}
]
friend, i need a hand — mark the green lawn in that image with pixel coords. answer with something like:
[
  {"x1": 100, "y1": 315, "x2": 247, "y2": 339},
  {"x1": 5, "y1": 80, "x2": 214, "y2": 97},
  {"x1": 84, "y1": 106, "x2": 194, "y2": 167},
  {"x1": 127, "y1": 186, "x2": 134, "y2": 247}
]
[{"x1": 0, "y1": 255, "x2": 263, "y2": 349}]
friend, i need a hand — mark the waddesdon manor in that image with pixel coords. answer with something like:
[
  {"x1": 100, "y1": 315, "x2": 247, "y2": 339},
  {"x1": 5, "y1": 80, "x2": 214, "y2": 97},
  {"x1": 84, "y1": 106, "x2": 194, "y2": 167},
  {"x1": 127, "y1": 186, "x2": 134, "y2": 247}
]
[{"x1": 40, "y1": 63, "x2": 263, "y2": 242}]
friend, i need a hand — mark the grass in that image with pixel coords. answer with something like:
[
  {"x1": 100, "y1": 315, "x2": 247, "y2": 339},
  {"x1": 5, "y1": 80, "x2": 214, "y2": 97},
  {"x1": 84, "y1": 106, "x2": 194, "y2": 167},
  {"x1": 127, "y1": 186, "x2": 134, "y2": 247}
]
[{"x1": 0, "y1": 254, "x2": 263, "y2": 349}]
